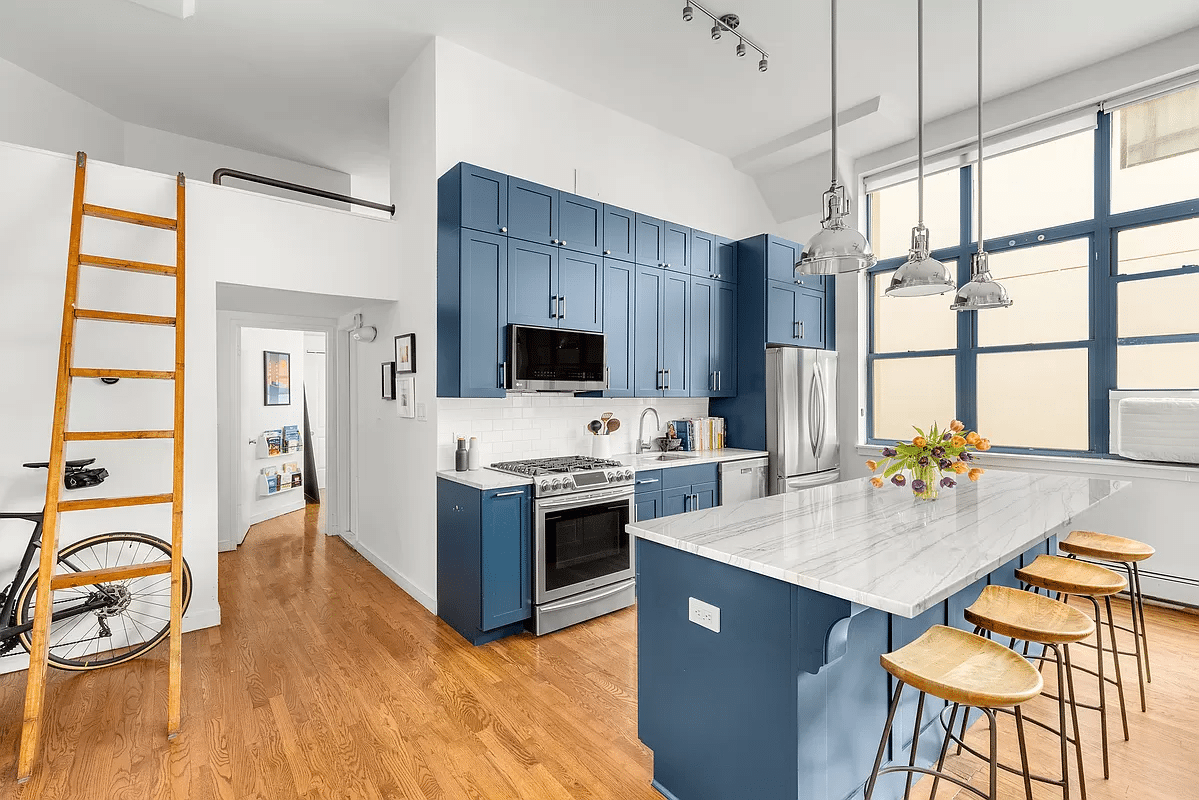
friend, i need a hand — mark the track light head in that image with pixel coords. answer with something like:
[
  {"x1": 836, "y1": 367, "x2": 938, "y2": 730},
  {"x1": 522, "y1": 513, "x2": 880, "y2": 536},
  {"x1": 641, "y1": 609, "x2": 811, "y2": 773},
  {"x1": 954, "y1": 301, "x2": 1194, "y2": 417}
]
[
  {"x1": 682, "y1": 3, "x2": 693, "y2": 22},
  {"x1": 758, "y1": 57, "x2": 768, "y2": 72},
  {"x1": 711, "y1": 24, "x2": 722, "y2": 40},
  {"x1": 736, "y1": 40, "x2": 747, "y2": 57}
]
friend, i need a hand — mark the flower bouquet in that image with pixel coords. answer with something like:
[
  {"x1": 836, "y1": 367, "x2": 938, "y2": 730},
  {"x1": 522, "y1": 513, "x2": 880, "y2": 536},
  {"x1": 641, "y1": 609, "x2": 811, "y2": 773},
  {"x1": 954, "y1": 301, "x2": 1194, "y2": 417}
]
[{"x1": 866, "y1": 420, "x2": 990, "y2": 500}]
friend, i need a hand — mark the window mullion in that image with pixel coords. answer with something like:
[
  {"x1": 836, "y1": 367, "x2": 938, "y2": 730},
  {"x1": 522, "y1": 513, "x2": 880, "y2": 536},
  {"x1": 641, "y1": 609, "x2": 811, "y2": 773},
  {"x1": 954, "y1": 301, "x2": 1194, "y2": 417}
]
[
  {"x1": 958, "y1": 165, "x2": 978, "y2": 431},
  {"x1": 1092, "y1": 113, "x2": 1117, "y2": 454}
]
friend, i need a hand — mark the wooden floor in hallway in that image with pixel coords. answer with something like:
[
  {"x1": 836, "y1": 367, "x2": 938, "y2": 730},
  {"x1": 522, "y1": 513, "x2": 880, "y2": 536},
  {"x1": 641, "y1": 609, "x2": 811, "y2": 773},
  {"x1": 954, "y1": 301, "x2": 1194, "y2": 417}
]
[{"x1": 0, "y1": 501, "x2": 1194, "y2": 799}]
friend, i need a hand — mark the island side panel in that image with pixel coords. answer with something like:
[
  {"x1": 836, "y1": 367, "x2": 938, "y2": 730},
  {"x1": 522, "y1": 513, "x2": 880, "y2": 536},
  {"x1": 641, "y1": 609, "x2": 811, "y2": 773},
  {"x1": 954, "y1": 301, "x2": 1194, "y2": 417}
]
[{"x1": 637, "y1": 538, "x2": 807, "y2": 800}]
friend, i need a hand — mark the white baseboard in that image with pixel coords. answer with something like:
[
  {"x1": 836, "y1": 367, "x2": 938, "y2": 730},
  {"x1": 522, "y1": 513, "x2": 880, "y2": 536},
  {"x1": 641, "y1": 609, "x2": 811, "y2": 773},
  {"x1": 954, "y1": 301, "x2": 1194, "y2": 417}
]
[
  {"x1": 350, "y1": 538, "x2": 437, "y2": 614},
  {"x1": 0, "y1": 603, "x2": 222, "y2": 676},
  {"x1": 249, "y1": 497, "x2": 305, "y2": 527}
]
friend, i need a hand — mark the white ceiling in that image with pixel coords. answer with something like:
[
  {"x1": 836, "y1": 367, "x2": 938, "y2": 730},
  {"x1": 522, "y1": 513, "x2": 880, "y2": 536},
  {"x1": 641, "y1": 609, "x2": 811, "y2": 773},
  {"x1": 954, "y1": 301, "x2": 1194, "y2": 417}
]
[{"x1": 2, "y1": 0, "x2": 1199, "y2": 179}]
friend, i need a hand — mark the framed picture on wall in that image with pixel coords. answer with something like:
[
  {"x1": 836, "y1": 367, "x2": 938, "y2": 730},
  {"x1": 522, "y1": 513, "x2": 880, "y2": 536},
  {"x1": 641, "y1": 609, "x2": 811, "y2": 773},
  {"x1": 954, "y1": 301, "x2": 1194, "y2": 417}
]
[
  {"x1": 396, "y1": 375, "x2": 416, "y2": 418},
  {"x1": 381, "y1": 362, "x2": 396, "y2": 400},
  {"x1": 263, "y1": 351, "x2": 291, "y2": 405},
  {"x1": 394, "y1": 333, "x2": 417, "y2": 374}
]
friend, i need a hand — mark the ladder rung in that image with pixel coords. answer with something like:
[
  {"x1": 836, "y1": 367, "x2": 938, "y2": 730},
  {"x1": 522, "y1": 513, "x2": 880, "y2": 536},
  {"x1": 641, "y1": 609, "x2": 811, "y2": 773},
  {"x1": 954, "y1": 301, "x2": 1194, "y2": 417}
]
[
  {"x1": 78, "y1": 254, "x2": 176, "y2": 276},
  {"x1": 70, "y1": 368, "x2": 175, "y2": 380},
  {"x1": 63, "y1": 430, "x2": 174, "y2": 441},
  {"x1": 58, "y1": 493, "x2": 173, "y2": 512},
  {"x1": 74, "y1": 309, "x2": 176, "y2": 327},
  {"x1": 50, "y1": 560, "x2": 172, "y2": 590},
  {"x1": 82, "y1": 204, "x2": 177, "y2": 230}
]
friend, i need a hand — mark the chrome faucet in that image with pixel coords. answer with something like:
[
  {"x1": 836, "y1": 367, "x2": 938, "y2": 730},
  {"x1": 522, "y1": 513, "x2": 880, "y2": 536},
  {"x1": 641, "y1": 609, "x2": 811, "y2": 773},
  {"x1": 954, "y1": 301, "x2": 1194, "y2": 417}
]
[{"x1": 637, "y1": 407, "x2": 661, "y2": 454}]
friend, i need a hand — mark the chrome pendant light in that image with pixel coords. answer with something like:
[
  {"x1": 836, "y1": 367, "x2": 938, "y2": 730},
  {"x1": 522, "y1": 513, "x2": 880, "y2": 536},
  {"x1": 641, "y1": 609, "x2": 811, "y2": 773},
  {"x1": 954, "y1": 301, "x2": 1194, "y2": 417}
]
[
  {"x1": 795, "y1": 0, "x2": 876, "y2": 276},
  {"x1": 951, "y1": 0, "x2": 1012, "y2": 311},
  {"x1": 886, "y1": 0, "x2": 955, "y2": 297}
]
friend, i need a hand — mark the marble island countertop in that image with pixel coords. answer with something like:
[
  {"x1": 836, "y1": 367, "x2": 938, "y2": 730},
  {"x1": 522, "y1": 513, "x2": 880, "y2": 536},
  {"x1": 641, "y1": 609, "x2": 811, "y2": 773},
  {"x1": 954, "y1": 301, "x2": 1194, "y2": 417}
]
[{"x1": 628, "y1": 470, "x2": 1130, "y2": 618}]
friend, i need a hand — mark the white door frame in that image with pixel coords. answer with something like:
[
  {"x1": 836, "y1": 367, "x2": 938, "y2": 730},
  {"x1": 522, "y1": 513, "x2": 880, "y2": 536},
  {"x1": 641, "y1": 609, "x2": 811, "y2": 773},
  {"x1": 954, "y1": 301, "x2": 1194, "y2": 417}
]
[{"x1": 216, "y1": 311, "x2": 353, "y2": 551}]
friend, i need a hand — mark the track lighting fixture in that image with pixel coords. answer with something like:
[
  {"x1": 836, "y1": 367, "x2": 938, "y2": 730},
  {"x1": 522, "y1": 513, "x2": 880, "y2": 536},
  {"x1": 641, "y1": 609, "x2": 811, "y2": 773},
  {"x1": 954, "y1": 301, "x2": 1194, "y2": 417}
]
[
  {"x1": 349, "y1": 313, "x2": 377, "y2": 343},
  {"x1": 680, "y1": 3, "x2": 769, "y2": 71}
]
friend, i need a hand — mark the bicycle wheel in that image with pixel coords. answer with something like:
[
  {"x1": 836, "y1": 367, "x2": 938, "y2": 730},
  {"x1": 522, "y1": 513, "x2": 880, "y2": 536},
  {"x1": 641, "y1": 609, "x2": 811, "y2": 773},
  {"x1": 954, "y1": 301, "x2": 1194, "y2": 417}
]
[{"x1": 16, "y1": 531, "x2": 192, "y2": 670}]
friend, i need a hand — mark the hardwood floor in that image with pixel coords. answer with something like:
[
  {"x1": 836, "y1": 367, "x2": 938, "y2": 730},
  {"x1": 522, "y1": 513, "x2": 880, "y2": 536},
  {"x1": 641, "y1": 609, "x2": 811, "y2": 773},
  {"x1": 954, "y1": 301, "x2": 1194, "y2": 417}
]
[{"x1": 0, "y1": 503, "x2": 1194, "y2": 799}]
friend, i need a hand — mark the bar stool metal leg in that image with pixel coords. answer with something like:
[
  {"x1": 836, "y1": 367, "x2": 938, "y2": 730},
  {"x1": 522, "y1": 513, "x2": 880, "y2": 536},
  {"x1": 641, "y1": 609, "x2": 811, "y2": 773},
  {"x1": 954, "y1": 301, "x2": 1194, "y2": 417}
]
[
  {"x1": 1103, "y1": 595, "x2": 1131, "y2": 741},
  {"x1": 1122, "y1": 562, "x2": 1148, "y2": 711},
  {"x1": 1133, "y1": 562, "x2": 1151, "y2": 683},
  {"x1": 865, "y1": 681, "x2": 904, "y2": 800},
  {"x1": 1014, "y1": 706, "x2": 1033, "y2": 800},
  {"x1": 903, "y1": 692, "x2": 927, "y2": 800},
  {"x1": 929, "y1": 703, "x2": 960, "y2": 800},
  {"x1": 1083, "y1": 595, "x2": 1112, "y2": 779},
  {"x1": 1062, "y1": 644, "x2": 1087, "y2": 800}
]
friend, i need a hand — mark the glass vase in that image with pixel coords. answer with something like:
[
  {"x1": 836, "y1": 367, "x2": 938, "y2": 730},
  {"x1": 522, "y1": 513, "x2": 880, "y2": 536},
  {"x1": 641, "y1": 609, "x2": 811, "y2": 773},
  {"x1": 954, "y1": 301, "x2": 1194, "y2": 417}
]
[{"x1": 912, "y1": 465, "x2": 939, "y2": 501}]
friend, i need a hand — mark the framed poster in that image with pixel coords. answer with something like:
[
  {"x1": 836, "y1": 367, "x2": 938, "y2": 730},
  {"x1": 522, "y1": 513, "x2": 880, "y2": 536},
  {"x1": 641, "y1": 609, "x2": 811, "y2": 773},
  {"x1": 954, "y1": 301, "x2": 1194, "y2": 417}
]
[
  {"x1": 396, "y1": 375, "x2": 416, "y2": 418},
  {"x1": 381, "y1": 362, "x2": 396, "y2": 400},
  {"x1": 263, "y1": 351, "x2": 291, "y2": 405},
  {"x1": 394, "y1": 333, "x2": 417, "y2": 374}
]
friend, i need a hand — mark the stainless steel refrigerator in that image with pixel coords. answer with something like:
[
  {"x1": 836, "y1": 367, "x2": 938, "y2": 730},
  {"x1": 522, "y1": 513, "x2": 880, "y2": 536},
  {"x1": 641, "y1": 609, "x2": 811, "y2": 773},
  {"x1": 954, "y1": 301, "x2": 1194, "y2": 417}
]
[{"x1": 765, "y1": 346, "x2": 839, "y2": 495}]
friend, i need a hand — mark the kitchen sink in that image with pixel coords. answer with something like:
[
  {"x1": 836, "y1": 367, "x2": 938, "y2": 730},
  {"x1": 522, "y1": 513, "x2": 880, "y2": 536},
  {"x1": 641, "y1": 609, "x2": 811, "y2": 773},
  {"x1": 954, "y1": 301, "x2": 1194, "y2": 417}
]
[{"x1": 654, "y1": 452, "x2": 695, "y2": 461}]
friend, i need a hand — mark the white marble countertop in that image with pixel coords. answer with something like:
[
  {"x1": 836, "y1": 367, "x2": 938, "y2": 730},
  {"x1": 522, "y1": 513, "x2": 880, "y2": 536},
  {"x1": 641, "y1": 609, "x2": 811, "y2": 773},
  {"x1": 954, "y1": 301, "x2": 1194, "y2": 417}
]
[
  {"x1": 613, "y1": 448, "x2": 769, "y2": 472},
  {"x1": 437, "y1": 468, "x2": 533, "y2": 491},
  {"x1": 628, "y1": 470, "x2": 1130, "y2": 618}
]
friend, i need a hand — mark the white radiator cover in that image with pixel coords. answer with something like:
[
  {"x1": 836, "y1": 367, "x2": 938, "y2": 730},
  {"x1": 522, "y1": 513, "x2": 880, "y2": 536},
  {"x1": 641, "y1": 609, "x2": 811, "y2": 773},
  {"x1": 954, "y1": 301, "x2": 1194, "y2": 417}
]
[{"x1": 1110, "y1": 391, "x2": 1199, "y2": 464}]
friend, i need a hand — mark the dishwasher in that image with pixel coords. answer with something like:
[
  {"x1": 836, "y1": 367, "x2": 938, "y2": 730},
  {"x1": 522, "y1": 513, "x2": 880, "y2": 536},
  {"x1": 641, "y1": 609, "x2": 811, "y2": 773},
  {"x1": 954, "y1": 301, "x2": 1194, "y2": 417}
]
[{"x1": 719, "y1": 457, "x2": 770, "y2": 506}]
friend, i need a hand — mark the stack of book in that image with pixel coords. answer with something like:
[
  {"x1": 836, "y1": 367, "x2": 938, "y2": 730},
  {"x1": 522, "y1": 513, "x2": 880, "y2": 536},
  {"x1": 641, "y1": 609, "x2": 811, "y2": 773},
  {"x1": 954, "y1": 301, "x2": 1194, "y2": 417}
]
[
  {"x1": 263, "y1": 429, "x2": 282, "y2": 456},
  {"x1": 668, "y1": 417, "x2": 726, "y2": 451},
  {"x1": 282, "y1": 425, "x2": 302, "y2": 453}
]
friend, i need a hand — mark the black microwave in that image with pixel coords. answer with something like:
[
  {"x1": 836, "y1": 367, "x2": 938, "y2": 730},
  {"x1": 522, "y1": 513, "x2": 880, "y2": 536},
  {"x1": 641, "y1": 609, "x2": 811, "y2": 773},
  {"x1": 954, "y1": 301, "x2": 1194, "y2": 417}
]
[{"x1": 506, "y1": 325, "x2": 607, "y2": 392}]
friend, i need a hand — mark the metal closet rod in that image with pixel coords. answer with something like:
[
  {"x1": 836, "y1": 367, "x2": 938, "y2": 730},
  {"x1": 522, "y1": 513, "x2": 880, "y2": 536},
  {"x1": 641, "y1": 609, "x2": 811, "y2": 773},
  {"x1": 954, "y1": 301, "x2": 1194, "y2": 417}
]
[
  {"x1": 211, "y1": 168, "x2": 395, "y2": 216},
  {"x1": 685, "y1": 0, "x2": 770, "y2": 58}
]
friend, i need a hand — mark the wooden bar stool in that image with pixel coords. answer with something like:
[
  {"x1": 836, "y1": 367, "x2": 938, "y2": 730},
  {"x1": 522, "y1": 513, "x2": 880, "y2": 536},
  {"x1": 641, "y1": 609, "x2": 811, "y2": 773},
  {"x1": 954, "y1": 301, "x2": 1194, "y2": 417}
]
[
  {"x1": 1016, "y1": 555, "x2": 1130, "y2": 779},
  {"x1": 964, "y1": 585, "x2": 1093, "y2": 800},
  {"x1": 1060, "y1": 529, "x2": 1155, "y2": 711},
  {"x1": 864, "y1": 625, "x2": 1043, "y2": 800}
]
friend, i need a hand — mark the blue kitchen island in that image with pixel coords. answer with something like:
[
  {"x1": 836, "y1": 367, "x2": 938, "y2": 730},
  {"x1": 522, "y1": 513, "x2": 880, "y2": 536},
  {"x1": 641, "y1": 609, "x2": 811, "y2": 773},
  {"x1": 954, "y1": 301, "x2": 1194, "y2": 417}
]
[{"x1": 628, "y1": 471, "x2": 1128, "y2": 800}]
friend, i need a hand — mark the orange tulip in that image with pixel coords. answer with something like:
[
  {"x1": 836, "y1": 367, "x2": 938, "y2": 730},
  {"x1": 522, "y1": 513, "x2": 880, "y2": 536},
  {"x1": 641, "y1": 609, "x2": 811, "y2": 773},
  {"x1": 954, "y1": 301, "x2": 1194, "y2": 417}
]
[
  {"x1": 950, "y1": 435, "x2": 966, "y2": 448},
  {"x1": 870, "y1": 476, "x2": 885, "y2": 488},
  {"x1": 866, "y1": 460, "x2": 879, "y2": 472},
  {"x1": 949, "y1": 419, "x2": 965, "y2": 432},
  {"x1": 952, "y1": 462, "x2": 969, "y2": 475},
  {"x1": 976, "y1": 439, "x2": 992, "y2": 451},
  {"x1": 912, "y1": 436, "x2": 927, "y2": 448},
  {"x1": 965, "y1": 432, "x2": 981, "y2": 446},
  {"x1": 968, "y1": 468, "x2": 984, "y2": 482}
]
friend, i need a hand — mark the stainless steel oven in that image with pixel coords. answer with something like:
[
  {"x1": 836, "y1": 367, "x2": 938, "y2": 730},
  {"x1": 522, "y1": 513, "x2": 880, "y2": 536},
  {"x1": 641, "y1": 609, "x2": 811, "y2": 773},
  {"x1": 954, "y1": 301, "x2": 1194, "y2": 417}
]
[{"x1": 533, "y1": 485, "x2": 636, "y2": 634}]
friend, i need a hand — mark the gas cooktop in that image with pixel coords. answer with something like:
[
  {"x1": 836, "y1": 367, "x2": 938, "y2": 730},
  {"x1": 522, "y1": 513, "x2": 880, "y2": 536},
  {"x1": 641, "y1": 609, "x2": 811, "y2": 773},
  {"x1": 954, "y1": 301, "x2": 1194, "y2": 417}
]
[{"x1": 490, "y1": 456, "x2": 635, "y2": 497}]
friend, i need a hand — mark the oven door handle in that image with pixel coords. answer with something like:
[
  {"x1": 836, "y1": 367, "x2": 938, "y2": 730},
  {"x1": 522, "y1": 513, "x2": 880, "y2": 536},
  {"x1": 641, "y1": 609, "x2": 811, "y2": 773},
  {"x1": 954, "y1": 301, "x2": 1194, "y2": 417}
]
[
  {"x1": 535, "y1": 490, "x2": 634, "y2": 509},
  {"x1": 539, "y1": 579, "x2": 635, "y2": 612}
]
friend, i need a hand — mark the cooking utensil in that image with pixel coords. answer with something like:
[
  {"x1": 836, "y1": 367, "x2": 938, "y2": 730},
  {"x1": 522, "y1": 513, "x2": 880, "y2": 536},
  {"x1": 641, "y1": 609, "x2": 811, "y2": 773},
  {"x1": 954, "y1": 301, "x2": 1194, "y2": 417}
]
[
  {"x1": 606, "y1": 419, "x2": 621, "y2": 434},
  {"x1": 600, "y1": 412, "x2": 613, "y2": 434},
  {"x1": 588, "y1": 420, "x2": 604, "y2": 436}
]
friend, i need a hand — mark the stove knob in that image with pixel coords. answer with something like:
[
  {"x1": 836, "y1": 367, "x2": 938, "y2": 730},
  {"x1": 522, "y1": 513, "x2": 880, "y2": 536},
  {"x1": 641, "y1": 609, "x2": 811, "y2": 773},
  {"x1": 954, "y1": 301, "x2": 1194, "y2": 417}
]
[
  {"x1": 622, "y1": 470, "x2": 633, "y2": 481},
  {"x1": 562, "y1": 477, "x2": 574, "y2": 489},
  {"x1": 551, "y1": 479, "x2": 563, "y2": 490},
  {"x1": 539, "y1": 480, "x2": 551, "y2": 492}
]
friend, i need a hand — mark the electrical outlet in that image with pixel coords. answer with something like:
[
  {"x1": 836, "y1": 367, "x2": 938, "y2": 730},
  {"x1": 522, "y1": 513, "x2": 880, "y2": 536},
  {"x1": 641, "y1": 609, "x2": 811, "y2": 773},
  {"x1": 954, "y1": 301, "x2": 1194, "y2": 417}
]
[{"x1": 688, "y1": 597, "x2": 720, "y2": 633}]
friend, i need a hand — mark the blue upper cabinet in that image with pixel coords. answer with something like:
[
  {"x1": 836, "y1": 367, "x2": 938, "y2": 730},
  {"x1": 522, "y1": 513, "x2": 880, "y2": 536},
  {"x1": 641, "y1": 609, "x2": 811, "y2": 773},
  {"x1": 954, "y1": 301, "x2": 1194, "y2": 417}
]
[
  {"x1": 634, "y1": 265, "x2": 665, "y2": 396},
  {"x1": 559, "y1": 193, "x2": 603, "y2": 255},
  {"x1": 603, "y1": 259, "x2": 636, "y2": 397},
  {"x1": 507, "y1": 239, "x2": 558, "y2": 328},
  {"x1": 603, "y1": 204, "x2": 636, "y2": 261},
  {"x1": 661, "y1": 270, "x2": 689, "y2": 397},
  {"x1": 714, "y1": 236, "x2": 738, "y2": 284},
  {"x1": 690, "y1": 230, "x2": 715, "y2": 279},
  {"x1": 766, "y1": 280, "x2": 825, "y2": 348},
  {"x1": 663, "y1": 222, "x2": 691, "y2": 274},
  {"x1": 712, "y1": 280, "x2": 738, "y2": 397},
  {"x1": 558, "y1": 251, "x2": 604, "y2": 333},
  {"x1": 635, "y1": 214, "x2": 666, "y2": 267},
  {"x1": 446, "y1": 163, "x2": 508, "y2": 235},
  {"x1": 508, "y1": 177, "x2": 558, "y2": 245},
  {"x1": 766, "y1": 235, "x2": 803, "y2": 283},
  {"x1": 690, "y1": 277, "x2": 738, "y2": 398},
  {"x1": 438, "y1": 227, "x2": 507, "y2": 398}
]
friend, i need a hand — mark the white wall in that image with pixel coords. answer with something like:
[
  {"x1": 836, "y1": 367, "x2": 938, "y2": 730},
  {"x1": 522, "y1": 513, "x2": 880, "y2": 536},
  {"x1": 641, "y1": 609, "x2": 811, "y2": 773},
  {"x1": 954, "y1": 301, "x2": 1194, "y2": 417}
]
[
  {"x1": 240, "y1": 327, "x2": 306, "y2": 526},
  {"x1": 303, "y1": 331, "x2": 328, "y2": 489},
  {"x1": 0, "y1": 56, "x2": 124, "y2": 163},
  {"x1": 0, "y1": 140, "x2": 399, "y2": 673}
]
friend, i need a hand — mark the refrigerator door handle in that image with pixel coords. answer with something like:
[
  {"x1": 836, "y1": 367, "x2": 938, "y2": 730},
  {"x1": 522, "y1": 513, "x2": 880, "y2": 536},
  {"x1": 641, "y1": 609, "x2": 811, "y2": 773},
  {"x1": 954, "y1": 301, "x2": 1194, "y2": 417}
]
[
  {"x1": 807, "y1": 368, "x2": 820, "y2": 457},
  {"x1": 814, "y1": 361, "x2": 827, "y2": 459}
]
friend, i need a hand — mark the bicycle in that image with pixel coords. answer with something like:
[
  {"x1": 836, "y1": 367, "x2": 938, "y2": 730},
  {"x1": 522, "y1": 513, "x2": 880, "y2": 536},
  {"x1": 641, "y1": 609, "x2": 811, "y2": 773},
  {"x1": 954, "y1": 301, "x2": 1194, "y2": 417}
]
[{"x1": 0, "y1": 459, "x2": 192, "y2": 670}]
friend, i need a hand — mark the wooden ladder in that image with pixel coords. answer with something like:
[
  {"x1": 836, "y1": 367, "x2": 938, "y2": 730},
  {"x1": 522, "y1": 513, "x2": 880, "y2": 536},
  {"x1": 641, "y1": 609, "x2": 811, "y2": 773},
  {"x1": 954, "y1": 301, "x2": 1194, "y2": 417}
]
[{"x1": 17, "y1": 152, "x2": 187, "y2": 782}]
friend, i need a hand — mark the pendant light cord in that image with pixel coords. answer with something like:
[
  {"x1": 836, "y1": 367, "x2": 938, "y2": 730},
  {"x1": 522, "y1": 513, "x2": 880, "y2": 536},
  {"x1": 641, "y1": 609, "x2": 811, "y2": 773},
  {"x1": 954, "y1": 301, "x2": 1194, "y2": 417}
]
[
  {"x1": 976, "y1": 0, "x2": 984, "y2": 257},
  {"x1": 830, "y1": 0, "x2": 838, "y2": 185},
  {"x1": 917, "y1": 0, "x2": 924, "y2": 226}
]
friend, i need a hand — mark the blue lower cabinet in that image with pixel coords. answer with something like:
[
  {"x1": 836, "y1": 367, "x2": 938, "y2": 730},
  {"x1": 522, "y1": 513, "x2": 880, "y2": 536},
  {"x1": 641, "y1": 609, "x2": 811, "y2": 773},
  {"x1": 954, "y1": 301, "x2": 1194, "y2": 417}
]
[
  {"x1": 437, "y1": 479, "x2": 532, "y2": 645},
  {"x1": 635, "y1": 493, "x2": 663, "y2": 522},
  {"x1": 603, "y1": 259, "x2": 636, "y2": 397},
  {"x1": 657, "y1": 464, "x2": 719, "y2": 518},
  {"x1": 693, "y1": 481, "x2": 718, "y2": 510},
  {"x1": 438, "y1": 228, "x2": 507, "y2": 397},
  {"x1": 662, "y1": 486, "x2": 689, "y2": 517}
]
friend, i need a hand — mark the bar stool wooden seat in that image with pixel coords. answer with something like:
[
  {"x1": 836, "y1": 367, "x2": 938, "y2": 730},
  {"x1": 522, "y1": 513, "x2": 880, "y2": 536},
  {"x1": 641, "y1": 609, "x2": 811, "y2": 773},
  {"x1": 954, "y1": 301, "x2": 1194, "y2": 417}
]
[
  {"x1": 1060, "y1": 530, "x2": 1155, "y2": 711},
  {"x1": 964, "y1": 585, "x2": 1094, "y2": 800},
  {"x1": 1016, "y1": 555, "x2": 1131, "y2": 779},
  {"x1": 865, "y1": 625, "x2": 1043, "y2": 800}
]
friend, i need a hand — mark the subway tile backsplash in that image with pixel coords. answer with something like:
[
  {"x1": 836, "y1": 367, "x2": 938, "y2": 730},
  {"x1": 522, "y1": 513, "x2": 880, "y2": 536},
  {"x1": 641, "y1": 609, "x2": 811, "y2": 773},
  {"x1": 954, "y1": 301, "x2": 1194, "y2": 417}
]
[{"x1": 437, "y1": 396, "x2": 709, "y2": 470}]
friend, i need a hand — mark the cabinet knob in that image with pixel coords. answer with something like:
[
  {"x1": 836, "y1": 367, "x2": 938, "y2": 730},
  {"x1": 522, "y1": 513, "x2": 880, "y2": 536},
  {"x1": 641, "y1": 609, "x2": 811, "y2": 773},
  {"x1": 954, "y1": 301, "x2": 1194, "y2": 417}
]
[
  {"x1": 500, "y1": 226, "x2": 507, "y2": 233},
  {"x1": 551, "y1": 239, "x2": 559, "y2": 245},
  {"x1": 560, "y1": 240, "x2": 567, "y2": 246},
  {"x1": 604, "y1": 249, "x2": 611, "y2": 255}
]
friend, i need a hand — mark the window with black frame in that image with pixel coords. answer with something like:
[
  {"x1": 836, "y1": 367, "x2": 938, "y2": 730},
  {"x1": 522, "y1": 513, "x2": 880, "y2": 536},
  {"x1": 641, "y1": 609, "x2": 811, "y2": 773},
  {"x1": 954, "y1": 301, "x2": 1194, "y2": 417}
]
[{"x1": 867, "y1": 84, "x2": 1199, "y2": 456}]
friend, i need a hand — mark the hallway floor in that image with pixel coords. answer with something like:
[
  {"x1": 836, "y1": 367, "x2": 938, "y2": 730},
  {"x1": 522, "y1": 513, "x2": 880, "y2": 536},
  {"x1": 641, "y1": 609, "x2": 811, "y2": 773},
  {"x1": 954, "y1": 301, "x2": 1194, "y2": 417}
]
[{"x1": 0, "y1": 503, "x2": 1194, "y2": 799}]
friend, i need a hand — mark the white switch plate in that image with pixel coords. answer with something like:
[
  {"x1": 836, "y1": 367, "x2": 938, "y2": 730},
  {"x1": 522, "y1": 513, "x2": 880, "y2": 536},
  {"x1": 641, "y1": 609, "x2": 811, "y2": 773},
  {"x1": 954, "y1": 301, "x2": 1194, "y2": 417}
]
[{"x1": 688, "y1": 597, "x2": 720, "y2": 633}]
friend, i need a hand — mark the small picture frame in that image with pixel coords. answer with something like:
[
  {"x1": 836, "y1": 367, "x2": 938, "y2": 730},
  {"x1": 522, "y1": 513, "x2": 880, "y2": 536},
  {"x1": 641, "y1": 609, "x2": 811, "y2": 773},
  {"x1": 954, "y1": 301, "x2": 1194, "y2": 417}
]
[
  {"x1": 263, "y1": 351, "x2": 291, "y2": 406},
  {"x1": 394, "y1": 333, "x2": 417, "y2": 374},
  {"x1": 381, "y1": 362, "x2": 396, "y2": 400},
  {"x1": 396, "y1": 375, "x2": 415, "y2": 418}
]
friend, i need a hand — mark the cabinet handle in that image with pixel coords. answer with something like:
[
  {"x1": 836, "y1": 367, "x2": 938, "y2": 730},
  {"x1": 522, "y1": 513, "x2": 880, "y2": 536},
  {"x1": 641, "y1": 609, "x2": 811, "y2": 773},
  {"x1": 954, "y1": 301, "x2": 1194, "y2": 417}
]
[
  {"x1": 494, "y1": 490, "x2": 524, "y2": 497},
  {"x1": 561, "y1": 295, "x2": 566, "y2": 319},
  {"x1": 656, "y1": 369, "x2": 662, "y2": 390},
  {"x1": 452, "y1": 505, "x2": 462, "y2": 512},
  {"x1": 551, "y1": 295, "x2": 559, "y2": 318},
  {"x1": 800, "y1": 321, "x2": 805, "y2": 339},
  {"x1": 498, "y1": 362, "x2": 506, "y2": 388},
  {"x1": 664, "y1": 369, "x2": 670, "y2": 390},
  {"x1": 636, "y1": 478, "x2": 659, "y2": 485},
  {"x1": 604, "y1": 249, "x2": 611, "y2": 255},
  {"x1": 500, "y1": 226, "x2": 507, "y2": 233},
  {"x1": 794, "y1": 320, "x2": 799, "y2": 338},
  {"x1": 717, "y1": 371, "x2": 721, "y2": 391}
]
